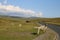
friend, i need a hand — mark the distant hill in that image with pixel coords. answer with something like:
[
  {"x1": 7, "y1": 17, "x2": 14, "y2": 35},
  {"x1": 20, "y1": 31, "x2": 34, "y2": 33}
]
[{"x1": 0, "y1": 15, "x2": 60, "y2": 26}]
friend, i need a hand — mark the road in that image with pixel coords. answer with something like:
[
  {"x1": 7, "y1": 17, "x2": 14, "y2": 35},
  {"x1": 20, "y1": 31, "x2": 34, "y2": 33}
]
[
  {"x1": 39, "y1": 22, "x2": 60, "y2": 40},
  {"x1": 46, "y1": 23, "x2": 60, "y2": 40},
  {"x1": 33, "y1": 23, "x2": 60, "y2": 40}
]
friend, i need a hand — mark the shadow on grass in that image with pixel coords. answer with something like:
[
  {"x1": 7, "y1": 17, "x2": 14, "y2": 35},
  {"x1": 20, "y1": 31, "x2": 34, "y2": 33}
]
[
  {"x1": 31, "y1": 30, "x2": 45, "y2": 36},
  {"x1": 31, "y1": 32, "x2": 37, "y2": 35}
]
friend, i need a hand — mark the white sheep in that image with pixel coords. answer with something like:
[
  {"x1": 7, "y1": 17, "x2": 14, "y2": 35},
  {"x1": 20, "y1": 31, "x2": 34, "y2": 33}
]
[
  {"x1": 34, "y1": 25, "x2": 47, "y2": 34},
  {"x1": 19, "y1": 24, "x2": 22, "y2": 27},
  {"x1": 40, "y1": 25, "x2": 47, "y2": 32}
]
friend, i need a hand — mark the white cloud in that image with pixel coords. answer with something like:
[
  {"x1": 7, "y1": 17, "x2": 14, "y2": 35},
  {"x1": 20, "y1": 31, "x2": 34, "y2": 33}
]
[
  {"x1": 0, "y1": 3, "x2": 43, "y2": 17},
  {"x1": 0, "y1": 4, "x2": 35, "y2": 13},
  {"x1": 36, "y1": 12, "x2": 43, "y2": 17}
]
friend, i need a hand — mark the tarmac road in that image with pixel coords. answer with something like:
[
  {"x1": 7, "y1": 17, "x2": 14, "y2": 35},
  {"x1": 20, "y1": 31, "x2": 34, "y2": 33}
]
[{"x1": 46, "y1": 23, "x2": 60, "y2": 40}]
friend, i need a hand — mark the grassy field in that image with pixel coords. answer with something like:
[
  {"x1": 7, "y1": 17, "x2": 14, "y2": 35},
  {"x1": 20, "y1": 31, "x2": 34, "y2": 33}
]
[
  {"x1": 0, "y1": 17, "x2": 44, "y2": 40},
  {"x1": 30, "y1": 18, "x2": 60, "y2": 25},
  {"x1": 0, "y1": 16, "x2": 60, "y2": 40},
  {"x1": 41, "y1": 18, "x2": 60, "y2": 25}
]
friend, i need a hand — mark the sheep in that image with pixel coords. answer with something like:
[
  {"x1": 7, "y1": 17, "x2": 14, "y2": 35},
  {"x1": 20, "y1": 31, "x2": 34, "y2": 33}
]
[
  {"x1": 40, "y1": 25, "x2": 47, "y2": 32},
  {"x1": 34, "y1": 24, "x2": 47, "y2": 34},
  {"x1": 19, "y1": 24, "x2": 22, "y2": 27}
]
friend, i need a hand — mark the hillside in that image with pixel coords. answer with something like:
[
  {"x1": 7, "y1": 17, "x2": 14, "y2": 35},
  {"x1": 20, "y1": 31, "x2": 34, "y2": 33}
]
[{"x1": 0, "y1": 16, "x2": 59, "y2": 40}]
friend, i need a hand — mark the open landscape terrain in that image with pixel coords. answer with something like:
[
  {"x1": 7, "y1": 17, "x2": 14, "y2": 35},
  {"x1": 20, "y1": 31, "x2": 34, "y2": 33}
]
[
  {"x1": 41, "y1": 18, "x2": 60, "y2": 25},
  {"x1": 0, "y1": 16, "x2": 60, "y2": 40},
  {"x1": 30, "y1": 18, "x2": 60, "y2": 25},
  {"x1": 0, "y1": 0, "x2": 60, "y2": 40},
  {"x1": 0, "y1": 16, "x2": 44, "y2": 40}
]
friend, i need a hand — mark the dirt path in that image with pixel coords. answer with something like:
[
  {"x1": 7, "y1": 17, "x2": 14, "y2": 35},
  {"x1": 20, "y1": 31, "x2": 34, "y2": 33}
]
[{"x1": 33, "y1": 28, "x2": 59, "y2": 40}]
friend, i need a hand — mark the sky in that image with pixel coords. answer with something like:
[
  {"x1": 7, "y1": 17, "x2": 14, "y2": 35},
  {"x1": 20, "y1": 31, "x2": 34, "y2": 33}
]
[{"x1": 0, "y1": 0, "x2": 60, "y2": 18}]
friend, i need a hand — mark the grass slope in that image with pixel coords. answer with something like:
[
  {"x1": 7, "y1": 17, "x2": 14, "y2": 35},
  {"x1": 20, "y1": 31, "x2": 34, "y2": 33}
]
[
  {"x1": 0, "y1": 16, "x2": 59, "y2": 40},
  {"x1": 0, "y1": 17, "x2": 44, "y2": 40}
]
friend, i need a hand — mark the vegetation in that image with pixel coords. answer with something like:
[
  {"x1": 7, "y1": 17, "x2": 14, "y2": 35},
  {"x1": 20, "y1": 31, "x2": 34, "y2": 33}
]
[
  {"x1": 41, "y1": 18, "x2": 60, "y2": 25},
  {"x1": 0, "y1": 17, "x2": 44, "y2": 40},
  {"x1": 0, "y1": 16, "x2": 60, "y2": 40},
  {"x1": 30, "y1": 18, "x2": 60, "y2": 25}
]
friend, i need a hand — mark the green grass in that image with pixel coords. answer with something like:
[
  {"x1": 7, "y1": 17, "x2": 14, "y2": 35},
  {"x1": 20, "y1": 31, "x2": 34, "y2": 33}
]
[
  {"x1": 34, "y1": 18, "x2": 60, "y2": 25},
  {"x1": 0, "y1": 17, "x2": 42, "y2": 40},
  {"x1": 43, "y1": 18, "x2": 60, "y2": 25},
  {"x1": 0, "y1": 17, "x2": 59, "y2": 40}
]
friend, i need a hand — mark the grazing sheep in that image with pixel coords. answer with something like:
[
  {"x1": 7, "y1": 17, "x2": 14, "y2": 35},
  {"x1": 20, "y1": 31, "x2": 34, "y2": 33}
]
[
  {"x1": 19, "y1": 24, "x2": 22, "y2": 27},
  {"x1": 34, "y1": 24, "x2": 47, "y2": 34},
  {"x1": 40, "y1": 25, "x2": 47, "y2": 32}
]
